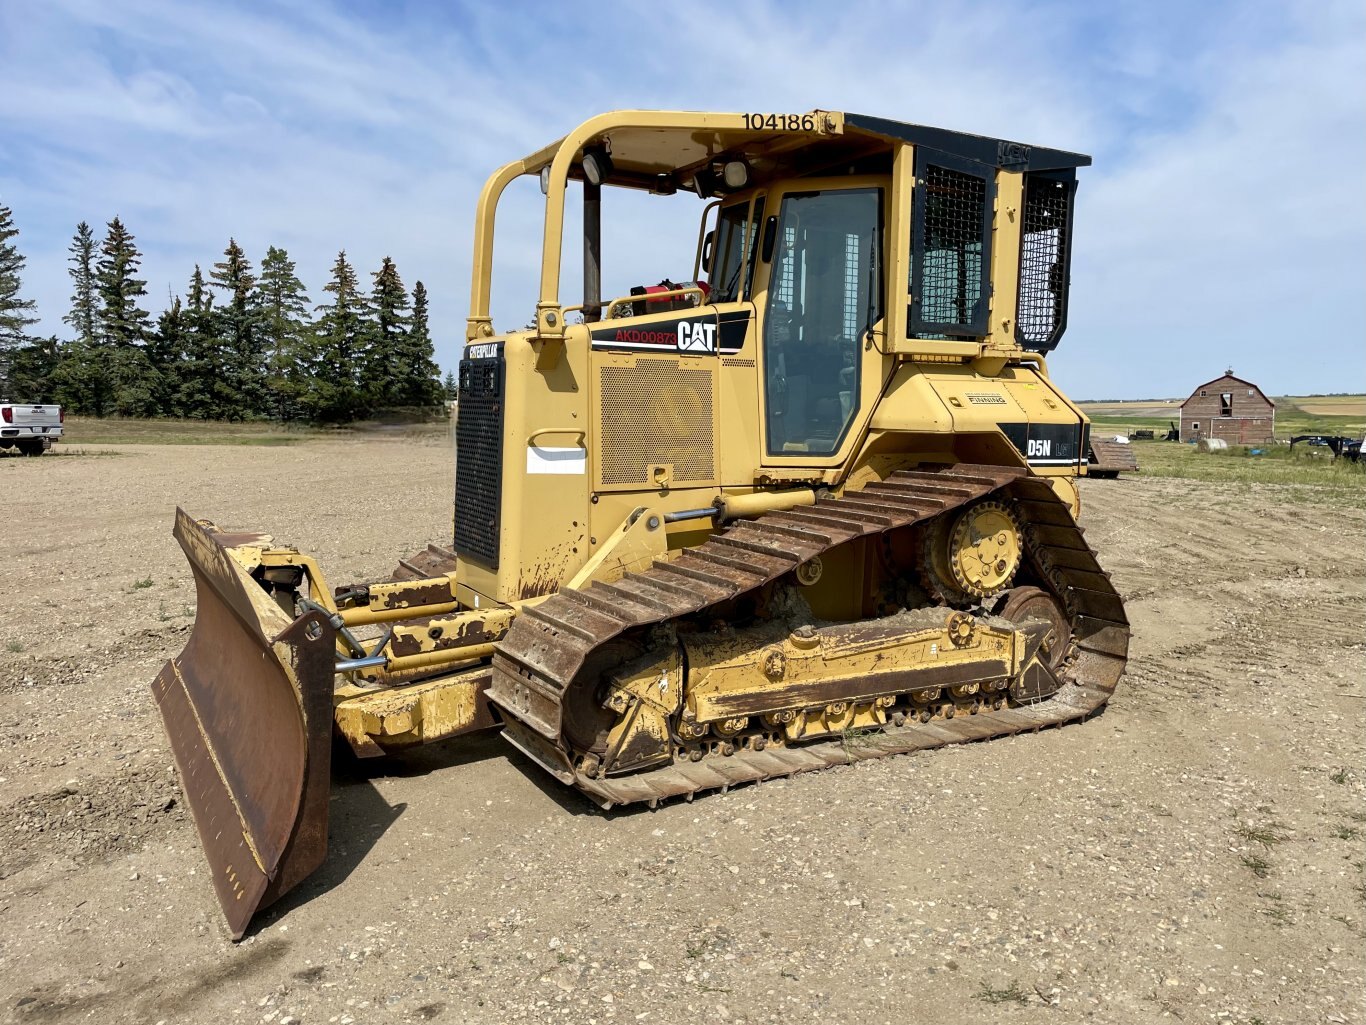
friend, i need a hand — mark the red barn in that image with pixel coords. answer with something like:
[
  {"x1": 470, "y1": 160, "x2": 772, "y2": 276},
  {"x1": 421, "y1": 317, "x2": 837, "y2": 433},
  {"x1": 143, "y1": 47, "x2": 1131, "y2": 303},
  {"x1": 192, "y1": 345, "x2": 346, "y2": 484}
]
[{"x1": 1179, "y1": 369, "x2": 1275, "y2": 445}]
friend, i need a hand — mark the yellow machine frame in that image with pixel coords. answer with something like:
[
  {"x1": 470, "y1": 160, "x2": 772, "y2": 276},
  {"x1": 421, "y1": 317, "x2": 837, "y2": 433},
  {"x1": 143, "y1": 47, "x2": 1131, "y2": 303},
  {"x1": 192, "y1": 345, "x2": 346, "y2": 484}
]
[
  {"x1": 286, "y1": 109, "x2": 1092, "y2": 748},
  {"x1": 156, "y1": 110, "x2": 1110, "y2": 939}
]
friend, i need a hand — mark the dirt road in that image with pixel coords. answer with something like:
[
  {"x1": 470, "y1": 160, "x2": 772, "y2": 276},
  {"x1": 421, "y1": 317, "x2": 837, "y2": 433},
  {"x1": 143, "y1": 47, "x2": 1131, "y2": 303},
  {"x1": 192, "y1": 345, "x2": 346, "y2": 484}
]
[{"x1": 2, "y1": 439, "x2": 1362, "y2": 1024}]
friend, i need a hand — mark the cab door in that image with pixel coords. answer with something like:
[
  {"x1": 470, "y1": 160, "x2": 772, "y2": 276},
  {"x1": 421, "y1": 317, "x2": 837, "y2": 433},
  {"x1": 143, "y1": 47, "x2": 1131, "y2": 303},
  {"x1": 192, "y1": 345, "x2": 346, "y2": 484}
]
[
  {"x1": 749, "y1": 180, "x2": 886, "y2": 468},
  {"x1": 709, "y1": 193, "x2": 767, "y2": 486}
]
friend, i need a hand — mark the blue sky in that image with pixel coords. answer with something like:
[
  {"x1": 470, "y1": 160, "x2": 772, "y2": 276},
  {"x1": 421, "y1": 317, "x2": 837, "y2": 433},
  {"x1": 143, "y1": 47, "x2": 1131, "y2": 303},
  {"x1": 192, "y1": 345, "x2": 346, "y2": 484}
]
[{"x1": 1, "y1": 0, "x2": 1362, "y2": 399}]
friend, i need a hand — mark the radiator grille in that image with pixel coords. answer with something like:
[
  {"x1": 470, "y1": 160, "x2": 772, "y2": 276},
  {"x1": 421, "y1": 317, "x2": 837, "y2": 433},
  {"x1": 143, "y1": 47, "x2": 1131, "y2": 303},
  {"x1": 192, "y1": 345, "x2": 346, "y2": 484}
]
[
  {"x1": 599, "y1": 360, "x2": 714, "y2": 486},
  {"x1": 454, "y1": 352, "x2": 505, "y2": 567},
  {"x1": 1016, "y1": 174, "x2": 1075, "y2": 352}
]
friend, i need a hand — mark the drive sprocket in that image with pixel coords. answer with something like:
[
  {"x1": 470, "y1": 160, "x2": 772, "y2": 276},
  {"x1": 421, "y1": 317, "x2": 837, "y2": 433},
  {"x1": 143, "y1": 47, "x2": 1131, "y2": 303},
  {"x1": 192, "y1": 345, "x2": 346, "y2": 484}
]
[{"x1": 923, "y1": 498, "x2": 1023, "y2": 603}]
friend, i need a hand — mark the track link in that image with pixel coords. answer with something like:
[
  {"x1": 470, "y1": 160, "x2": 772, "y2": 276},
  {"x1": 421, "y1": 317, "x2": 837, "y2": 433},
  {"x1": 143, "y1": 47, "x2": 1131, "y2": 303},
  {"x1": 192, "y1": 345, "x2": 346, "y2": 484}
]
[{"x1": 489, "y1": 464, "x2": 1129, "y2": 809}]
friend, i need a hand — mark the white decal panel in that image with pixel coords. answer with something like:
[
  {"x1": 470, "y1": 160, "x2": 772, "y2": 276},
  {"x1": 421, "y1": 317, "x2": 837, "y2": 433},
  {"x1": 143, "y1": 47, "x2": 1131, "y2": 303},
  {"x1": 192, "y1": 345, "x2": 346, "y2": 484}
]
[{"x1": 526, "y1": 445, "x2": 587, "y2": 475}]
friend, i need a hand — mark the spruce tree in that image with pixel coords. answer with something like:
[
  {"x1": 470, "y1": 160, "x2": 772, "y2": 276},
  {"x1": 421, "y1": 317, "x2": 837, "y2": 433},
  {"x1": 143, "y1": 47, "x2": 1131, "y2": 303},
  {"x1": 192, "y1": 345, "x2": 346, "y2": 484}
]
[
  {"x1": 50, "y1": 220, "x2": 105, "y2": 412},
  {"x1": 309, "y1": 250, "x2": 368, "y2": 423},
  {"x1": 0, "y1": 201, "x2": 40, "y2": 394},
  {"x1": 95, "y1": 216, "x2": 151, "y2": 347},
  {"x1": 49, "y1": 340, "x2": 108, "y2": 414},
  {"x1": 209, "y1": 238, "x2": 266, "y2": 419},
  {"x1": 95, "y1": 216, "x2": 158, "y2": 415},
  {"x1": 147, "y1": 296, "x2": 186, "y2": 416},
  {"x1": 256, "y1": 246, "x2": 312, "y2": 421},
  {"x1": 366, "y1": 256, "x2": 410, "y2": 409},
  {"x1": 177, "y1": 265, "x2": 222, "y2": 418},
  {"x1": 400, "y1": 279, "x2": 444, "y2": 407},
  {"x1": 64, "y1": 221, "x2": 98, "y2": 345},
  {"x1": 442, "y1": 368, "x2": 457, "y2": 400},
  {"x1": 6, "y1": 336, "x2": 59, "y2": 403}
]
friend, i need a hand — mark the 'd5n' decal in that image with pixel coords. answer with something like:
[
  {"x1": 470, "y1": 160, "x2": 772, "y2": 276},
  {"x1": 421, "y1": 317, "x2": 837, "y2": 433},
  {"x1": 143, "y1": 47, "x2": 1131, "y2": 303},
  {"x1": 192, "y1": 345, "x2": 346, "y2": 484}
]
[{"x1": 1000, "y1": 421, "x2": 1084, "y2": 466}]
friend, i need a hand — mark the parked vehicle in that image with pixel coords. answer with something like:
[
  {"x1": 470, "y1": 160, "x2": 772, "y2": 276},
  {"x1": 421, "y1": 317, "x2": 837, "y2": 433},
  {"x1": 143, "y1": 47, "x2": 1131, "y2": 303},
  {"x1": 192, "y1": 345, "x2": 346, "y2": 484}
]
[
  {"x1": 1289, "y1": 434, "x2": 1363, "y2": 462},
  {"x1": 0, "y1": 402, "x2": 63, "y2": 455},
  {"x1": 153, "y1": 108, "x2": 1129, "y2": 938}
]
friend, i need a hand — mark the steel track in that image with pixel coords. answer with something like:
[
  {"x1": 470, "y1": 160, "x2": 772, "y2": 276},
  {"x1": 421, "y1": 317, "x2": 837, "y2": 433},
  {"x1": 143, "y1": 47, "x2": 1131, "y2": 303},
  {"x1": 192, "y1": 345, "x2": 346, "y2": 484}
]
[{"x1": 488, "y1": 464, "x2": 1130, "y2": 809}]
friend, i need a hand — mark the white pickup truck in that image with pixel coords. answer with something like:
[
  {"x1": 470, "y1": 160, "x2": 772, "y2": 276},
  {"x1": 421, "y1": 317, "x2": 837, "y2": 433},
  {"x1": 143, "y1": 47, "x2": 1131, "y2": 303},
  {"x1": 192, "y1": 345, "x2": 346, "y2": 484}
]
[{"x1": 1, "y1": 402, "x2": 63, "y2": 456}]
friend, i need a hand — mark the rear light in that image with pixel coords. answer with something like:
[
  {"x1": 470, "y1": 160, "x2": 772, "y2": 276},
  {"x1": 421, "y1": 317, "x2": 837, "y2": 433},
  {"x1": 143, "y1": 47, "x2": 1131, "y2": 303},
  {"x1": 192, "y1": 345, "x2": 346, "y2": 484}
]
[
  {"x1": 59, "y1": 408, "x2": 65, "y2": 423},
  {"x1": 1, "y1": 408, "x2": 11, "y2": 423}
]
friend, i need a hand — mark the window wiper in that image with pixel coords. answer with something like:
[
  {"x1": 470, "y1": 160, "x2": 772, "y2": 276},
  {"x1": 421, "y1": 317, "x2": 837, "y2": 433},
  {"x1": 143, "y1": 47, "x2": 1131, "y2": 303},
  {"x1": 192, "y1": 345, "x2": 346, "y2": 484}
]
[{"x1": 859, "y1": 224, "x2": 883, "y2": 346}]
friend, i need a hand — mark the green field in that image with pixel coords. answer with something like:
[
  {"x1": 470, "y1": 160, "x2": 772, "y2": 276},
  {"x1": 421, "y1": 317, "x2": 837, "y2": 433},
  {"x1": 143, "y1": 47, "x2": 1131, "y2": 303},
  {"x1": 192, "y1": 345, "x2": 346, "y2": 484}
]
[
  {"x1": 59, "y1": 416, "x2": 448, "y2": 446},
  {"x1": 60, "y1": 416, "x2": 325, "y2": 445},
  {"x1": 1079, "y1": 394, "x2": 1366, "y2": 440},
  {"x1": 1079, "y1": 394, "x2": 1365, "y2": 503},
  {"x1": 1110, "y1": 439, "x2": 1364, "y2": 503}
]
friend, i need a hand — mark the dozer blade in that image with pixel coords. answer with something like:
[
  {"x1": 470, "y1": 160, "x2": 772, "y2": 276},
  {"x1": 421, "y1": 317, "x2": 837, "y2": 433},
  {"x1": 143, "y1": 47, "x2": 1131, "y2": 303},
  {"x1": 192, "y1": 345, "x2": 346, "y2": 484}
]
[{"x1": 151, "y1": 509, "x2": 336, "y2": 939}]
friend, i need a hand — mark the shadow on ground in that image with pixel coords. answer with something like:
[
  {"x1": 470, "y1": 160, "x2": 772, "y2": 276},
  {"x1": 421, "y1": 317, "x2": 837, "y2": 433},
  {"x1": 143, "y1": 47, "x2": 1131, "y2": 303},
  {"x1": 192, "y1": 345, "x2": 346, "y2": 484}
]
[{"x1": 247, "y1": 728, "x2": 603, "y2": 934}]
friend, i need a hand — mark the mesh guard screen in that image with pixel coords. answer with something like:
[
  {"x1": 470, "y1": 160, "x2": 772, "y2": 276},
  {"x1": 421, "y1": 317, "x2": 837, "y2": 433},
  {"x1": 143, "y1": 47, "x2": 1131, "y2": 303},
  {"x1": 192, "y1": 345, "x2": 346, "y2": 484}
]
[{"x1": 598, "y1": 359, "x2": 715, "y2": 487}]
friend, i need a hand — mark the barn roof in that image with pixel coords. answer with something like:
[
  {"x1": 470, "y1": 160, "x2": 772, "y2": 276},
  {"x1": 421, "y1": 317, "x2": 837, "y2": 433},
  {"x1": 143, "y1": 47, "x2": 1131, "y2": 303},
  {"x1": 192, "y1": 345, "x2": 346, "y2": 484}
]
[{"x1": 1180, "y1": 374, "x2": 1276, "y2": 410}]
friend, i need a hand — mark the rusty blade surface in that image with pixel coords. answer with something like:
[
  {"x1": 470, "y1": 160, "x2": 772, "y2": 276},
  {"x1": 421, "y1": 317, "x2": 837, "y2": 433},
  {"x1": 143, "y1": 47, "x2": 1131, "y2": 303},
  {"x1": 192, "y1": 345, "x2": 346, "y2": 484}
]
[{"x1": 151, "y1": 509, "x2": 335, "y2": 940}]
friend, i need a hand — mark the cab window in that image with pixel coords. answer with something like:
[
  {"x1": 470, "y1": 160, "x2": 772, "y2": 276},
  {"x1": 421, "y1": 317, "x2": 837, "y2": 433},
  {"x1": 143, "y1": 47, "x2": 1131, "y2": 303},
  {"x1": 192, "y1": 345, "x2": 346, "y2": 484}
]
[
  {"x1": 763, "y1": 188, "x2": 882, "y2": 456},
  {"x1": 743, "y1": 197, "x2": 765, "y2": 300},
  {"x1": 711, "y1": 202, "x2": 750, "y2": 303}
]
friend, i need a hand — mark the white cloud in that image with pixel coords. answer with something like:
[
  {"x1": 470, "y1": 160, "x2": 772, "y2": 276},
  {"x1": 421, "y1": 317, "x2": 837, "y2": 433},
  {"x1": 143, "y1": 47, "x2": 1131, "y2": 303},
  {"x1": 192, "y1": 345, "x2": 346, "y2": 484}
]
[{"x1": 1, "y1": 0, "x2": 1362, "y2": 398}]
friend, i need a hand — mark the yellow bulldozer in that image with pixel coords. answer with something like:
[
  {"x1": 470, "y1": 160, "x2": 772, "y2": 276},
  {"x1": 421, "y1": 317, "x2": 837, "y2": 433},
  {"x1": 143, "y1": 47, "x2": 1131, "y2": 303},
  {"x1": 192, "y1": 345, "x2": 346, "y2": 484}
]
[{"x1": 154, "y1": 110, "x2": 1129, "y2": 938}]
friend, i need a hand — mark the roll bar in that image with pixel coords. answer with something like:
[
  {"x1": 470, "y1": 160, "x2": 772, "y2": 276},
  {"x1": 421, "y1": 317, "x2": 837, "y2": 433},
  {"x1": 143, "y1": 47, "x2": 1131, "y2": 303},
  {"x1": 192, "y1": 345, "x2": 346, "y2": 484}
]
[{"x1": 464, "y1": 110, "x2": 843, "y2": 341}]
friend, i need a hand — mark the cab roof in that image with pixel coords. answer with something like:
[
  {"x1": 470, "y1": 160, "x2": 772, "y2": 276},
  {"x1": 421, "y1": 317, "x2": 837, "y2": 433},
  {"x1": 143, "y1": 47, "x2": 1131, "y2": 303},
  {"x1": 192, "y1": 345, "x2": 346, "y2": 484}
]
[{"x1": 522, "y1": 109, "x2": 1090, "y2": 193}]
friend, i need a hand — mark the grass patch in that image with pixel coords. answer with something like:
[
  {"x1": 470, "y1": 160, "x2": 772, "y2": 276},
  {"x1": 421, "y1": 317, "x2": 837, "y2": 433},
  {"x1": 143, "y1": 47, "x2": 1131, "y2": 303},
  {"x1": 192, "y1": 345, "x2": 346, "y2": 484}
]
[
  {"x1": 1240, "y1": 854, "x2": 1272, "y2": 879},
  {"x1": 61, "y1": 414, "x2": 451, "y2": 447},
  {"x1": 1333, "y1": 826, "x2": 1361, "y2": 841},
  {"x1": 1100, "y1": 439, "x2": 1366, "y2": 504},
  {"x1": 840, "y1": 724, "x2": 883, "y2": 756},
  {"x1": 131, "y1": 577, "x2": 154, "y2": 591},
  {"x1": 1330, "y1": 767, "x2": 1351, "y2": 784},
  {"x1": 1258, "y1": 905, "x2": 1292, "y2": 928},
  {"x1": 1083, "y1": 392, "x2": 1366, "y2": 504},
  {"x1": 1234, "y1": 822, "x2": 1288, "y2": 849},
  {"x1": 5, "y1": 640, "x2": 23, "y2": 654},
  {"x1": 63, "y1": 416, "x2": 331, "y2": 447},
  {"x1": 974, "y1": 980, "x2": 1031, "y2": 1006}
]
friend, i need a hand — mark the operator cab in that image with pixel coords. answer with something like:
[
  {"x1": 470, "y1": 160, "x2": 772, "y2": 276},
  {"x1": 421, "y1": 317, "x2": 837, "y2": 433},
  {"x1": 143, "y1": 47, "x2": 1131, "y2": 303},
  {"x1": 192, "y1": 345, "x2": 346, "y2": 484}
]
[{"x1": 587, "y1": 173, "x2": 887, "y2": 464}]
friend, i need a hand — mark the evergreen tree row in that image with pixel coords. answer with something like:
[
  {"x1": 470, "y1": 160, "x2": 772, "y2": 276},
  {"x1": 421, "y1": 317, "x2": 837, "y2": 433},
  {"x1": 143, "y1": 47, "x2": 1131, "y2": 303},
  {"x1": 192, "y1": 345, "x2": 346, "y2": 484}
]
[{"x1": 0, "y1": 201, "x2": 450, "y2": 423}]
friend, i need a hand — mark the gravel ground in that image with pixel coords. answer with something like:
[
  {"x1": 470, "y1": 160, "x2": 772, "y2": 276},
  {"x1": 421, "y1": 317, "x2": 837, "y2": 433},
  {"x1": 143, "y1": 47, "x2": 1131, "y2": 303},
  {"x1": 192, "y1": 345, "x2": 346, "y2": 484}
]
[{"x1": 1, "y1": 439, "x2": 1362, "y2": 1025}]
